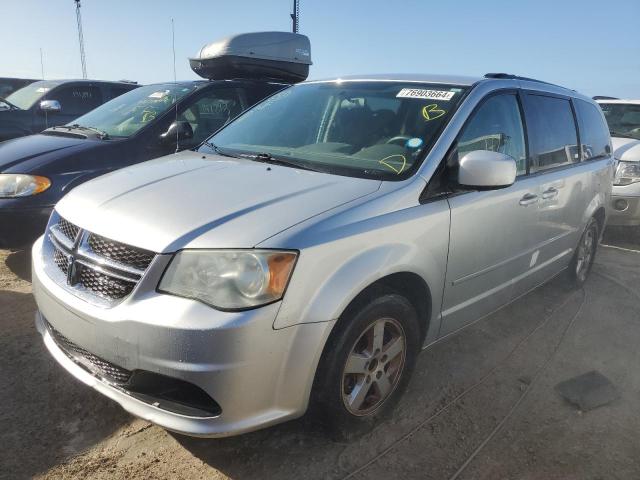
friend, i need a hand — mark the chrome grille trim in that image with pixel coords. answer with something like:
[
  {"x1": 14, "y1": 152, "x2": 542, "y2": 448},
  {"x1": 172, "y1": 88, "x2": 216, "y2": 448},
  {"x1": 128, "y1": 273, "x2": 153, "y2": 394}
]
[{"x1": 42, "y1": 212, "x2": 157, "y2": 307}]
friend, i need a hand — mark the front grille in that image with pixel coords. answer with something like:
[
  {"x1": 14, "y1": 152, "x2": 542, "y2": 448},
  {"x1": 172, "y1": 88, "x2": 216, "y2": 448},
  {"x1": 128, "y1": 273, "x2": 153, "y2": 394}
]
[
  {"x1": 44, "y1": 213, "x2": 156, "y2": 305},
  {"x1": 47, "y1": 320, "x2": 132, "y2": 384},
  {"x1": 79, "y1": 267, "x2": 136, "y2": 300},
  {"x1": 58, "y1": 217, "x2": 80, "y2": 242},
  {"x1": 53, "y1": 248, "x2": 70, "y2": 275},
  {"x1": 88, "y1": 234, "x2": 154, "y2": 271}
]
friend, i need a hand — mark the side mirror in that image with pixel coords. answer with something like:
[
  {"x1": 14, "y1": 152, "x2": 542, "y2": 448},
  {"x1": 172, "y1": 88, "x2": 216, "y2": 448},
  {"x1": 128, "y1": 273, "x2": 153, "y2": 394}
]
[
  {"x1": 160, "y1": 121, "x2": 193, "y2": 143},
  {"x1": 39, "y1": 99, "x2": 62, "y2": 113},
  {"x1": 458, "y1": 150, "x2": 517, "y2": 189}
]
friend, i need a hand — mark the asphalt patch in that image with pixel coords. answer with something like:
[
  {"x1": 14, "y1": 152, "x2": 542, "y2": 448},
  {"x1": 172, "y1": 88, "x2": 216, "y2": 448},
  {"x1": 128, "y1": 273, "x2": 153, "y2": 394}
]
[{"x1": 555, "y1": 370, "x2": 620, "y2": 411}]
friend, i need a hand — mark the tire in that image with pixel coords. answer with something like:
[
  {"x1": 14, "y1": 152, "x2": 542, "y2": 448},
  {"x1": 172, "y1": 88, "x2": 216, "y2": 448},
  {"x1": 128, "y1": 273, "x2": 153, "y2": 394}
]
[
  {"x1": 310, "y1": 288, "x2": 421, "y2": 440},
  {"x1": 567, "y1": 217, "x2": 599, "y2": 287}
]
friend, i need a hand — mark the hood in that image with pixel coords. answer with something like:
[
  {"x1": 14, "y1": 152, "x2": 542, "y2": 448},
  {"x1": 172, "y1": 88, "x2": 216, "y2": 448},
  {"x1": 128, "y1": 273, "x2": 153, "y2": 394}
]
[
  {"x1": 612, "y1": 137, "x2": 640, "y2": 162},
  {"x1": 56, "y1": 151, "x2": 382, "y2": 252},
  {"x1": 0, "y1": 133, "x2": 101, "y2": 173}
]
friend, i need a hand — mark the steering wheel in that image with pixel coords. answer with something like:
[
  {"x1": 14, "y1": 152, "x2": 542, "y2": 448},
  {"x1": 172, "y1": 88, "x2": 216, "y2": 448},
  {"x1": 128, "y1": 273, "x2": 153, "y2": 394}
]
[{"x1": 386, "y1": 136, "x2": 412, "y2": 146}]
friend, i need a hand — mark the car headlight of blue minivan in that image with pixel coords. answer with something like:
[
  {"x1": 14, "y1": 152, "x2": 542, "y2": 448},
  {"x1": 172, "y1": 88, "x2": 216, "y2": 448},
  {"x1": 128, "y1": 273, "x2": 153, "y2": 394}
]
[
  {"x1": 158, "y1": 249, "x2": 298, "y2": 310},
  {"x1": 0, "y1": 174, "x2": 51, "y2": 198}
]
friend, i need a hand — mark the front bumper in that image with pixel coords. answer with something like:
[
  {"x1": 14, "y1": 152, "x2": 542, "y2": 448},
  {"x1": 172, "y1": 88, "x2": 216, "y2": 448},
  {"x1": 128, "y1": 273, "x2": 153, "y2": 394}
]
[
  {"x1": 32, "y1": 237, "x2": 333, "y2": 437},
  {"x1": 607, "y1": 183, "x2": 640, "y2": 227},
  {"x1": 0, "y1": 205, "x2": 52, "y2": 249}
]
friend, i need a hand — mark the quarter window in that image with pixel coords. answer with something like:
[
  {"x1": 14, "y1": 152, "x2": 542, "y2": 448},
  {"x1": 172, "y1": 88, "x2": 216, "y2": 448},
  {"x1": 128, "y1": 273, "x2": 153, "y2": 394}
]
[
  {"x1": 457, "y1": 93, "x2": 527, "y2": 175},
  {"x1": 575, "y1": 100, "x2": 611, "y2": 160},
  {"x1": 524, "y1": 95, "x2": 579, "y2": 172}
]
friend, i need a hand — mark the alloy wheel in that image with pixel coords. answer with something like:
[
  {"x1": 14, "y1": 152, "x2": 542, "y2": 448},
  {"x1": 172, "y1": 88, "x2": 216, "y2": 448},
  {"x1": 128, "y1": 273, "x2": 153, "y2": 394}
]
[
  {"x1": 341, "y1": 317, "x2": 406, "y2": 416},
  {"x1": 576, "y1": 225, "x2": 596, "y2": 283}
]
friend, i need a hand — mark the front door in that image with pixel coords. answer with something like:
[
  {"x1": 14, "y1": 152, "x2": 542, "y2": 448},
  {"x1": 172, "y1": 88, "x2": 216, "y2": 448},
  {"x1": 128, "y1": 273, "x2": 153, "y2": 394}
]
[{"x1": 441, "y1": 91, "x2": 539, "y2": 336}]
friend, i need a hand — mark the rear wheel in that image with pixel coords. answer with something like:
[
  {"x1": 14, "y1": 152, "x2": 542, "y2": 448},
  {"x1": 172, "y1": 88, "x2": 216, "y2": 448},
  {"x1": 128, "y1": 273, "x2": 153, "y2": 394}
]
[
  {"x1": 568, "y1": 218, "x2": 599, "y2": 287},
  {"x1": 311, "y1": 290, "x2": 421, "y2": 439}
]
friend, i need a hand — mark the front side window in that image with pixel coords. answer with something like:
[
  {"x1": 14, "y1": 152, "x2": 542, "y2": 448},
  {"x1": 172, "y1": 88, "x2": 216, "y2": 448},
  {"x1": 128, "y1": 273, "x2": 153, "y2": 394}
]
[
  {"x1": 576, "y1": 100, "x2": 611, "y2": 160},
  {"x1": 457, "y1": 93, "x2": 527, "y2": 175},
  {"x1": 65, "y1": 83, "x2": 196, "y2": 138},
  {"x1": 599, "y1": 102, "x2": 640, "y2": 141},
  {"x1": 524, "y1": 94, "x2": 579, "y2": 172},
  {"x1": 203, "y1": 82, "x2": 468, "y2": 179},
  {"x1": 52, "y1": 85, "x2": 103, "y2": 116}
]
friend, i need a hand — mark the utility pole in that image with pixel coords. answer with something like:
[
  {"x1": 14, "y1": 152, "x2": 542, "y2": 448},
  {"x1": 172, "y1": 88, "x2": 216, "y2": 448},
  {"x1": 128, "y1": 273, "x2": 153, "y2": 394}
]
[
  {"x1": 291, "y1": 0, "x2": 299, "y2": 33},
  {"x1": 75, "y1": 0, "x2": 88, "y2": 79}
]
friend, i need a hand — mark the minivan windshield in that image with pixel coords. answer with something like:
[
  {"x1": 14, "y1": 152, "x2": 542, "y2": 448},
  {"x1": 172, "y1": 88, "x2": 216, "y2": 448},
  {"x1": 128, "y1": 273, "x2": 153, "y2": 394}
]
[
  {"x1": 5, "y1": 80, "x2": 59, "y2": 110},
  {"x1": 599, "y1": 102, "x2": 640, "y2": 140},
  {"x1": 204, "y1": 81, "x2": 468, "y2": 179},
  {"x1": 66, "y1": 83, "x2": 197, "y2": 138}
]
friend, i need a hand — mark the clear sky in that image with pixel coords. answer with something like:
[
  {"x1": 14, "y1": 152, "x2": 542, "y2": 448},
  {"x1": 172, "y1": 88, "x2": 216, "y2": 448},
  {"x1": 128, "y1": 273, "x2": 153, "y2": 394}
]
[{"x1": 1, "y1": 0, "x2": 638, "y2": 98}]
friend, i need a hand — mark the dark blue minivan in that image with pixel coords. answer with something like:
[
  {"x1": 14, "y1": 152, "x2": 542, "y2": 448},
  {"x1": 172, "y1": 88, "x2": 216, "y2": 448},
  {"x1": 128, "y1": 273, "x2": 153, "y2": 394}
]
[{"x1": 0, "y1": 79, "x2": 285, "y2": 247}]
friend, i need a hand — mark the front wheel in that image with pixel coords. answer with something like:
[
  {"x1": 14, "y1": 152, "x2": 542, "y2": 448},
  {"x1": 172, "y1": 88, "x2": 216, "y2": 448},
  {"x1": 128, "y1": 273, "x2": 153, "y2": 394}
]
[
  {"x1": 568, "y1": 218, "x2": 599, "y2": 287},
  {"x1": 310, "y1": 290, "x2": 421, "y2": 439}
]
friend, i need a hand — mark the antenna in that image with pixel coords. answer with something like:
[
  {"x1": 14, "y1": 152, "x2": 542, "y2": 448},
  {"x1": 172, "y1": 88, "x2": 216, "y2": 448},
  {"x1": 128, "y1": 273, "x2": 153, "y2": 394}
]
[
  {"x1": 171, "y1": 18, "x2": 179, "y2": 153},
  {"x1": 40, "y1": 48, "x2": 48, "y2": 128},
  {"x1": 74, "y1": 0, "x2": 88, "y2": 79},
  {"x1": 291, "y1": 0, "x2": 300, "y2": 33}
]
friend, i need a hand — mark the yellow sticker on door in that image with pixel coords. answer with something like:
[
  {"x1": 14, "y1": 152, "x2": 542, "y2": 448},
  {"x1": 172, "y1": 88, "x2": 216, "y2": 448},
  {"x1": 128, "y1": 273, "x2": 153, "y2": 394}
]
[{"x1": 422, "y1": 104, "x2": 446, "y2": 121}]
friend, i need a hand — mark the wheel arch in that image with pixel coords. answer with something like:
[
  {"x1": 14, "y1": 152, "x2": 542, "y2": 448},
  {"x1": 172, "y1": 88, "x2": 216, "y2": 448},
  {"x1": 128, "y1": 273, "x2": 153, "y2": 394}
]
[{"x1": 332, "y1": 271, "x2": 432, "y2": 347}]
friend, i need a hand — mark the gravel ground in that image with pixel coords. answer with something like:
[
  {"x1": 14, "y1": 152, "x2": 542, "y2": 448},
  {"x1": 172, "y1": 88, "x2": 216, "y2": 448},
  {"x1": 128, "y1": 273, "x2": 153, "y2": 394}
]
[{"x1": 1, "y1": 229, "x2": 639, "y2": 480}]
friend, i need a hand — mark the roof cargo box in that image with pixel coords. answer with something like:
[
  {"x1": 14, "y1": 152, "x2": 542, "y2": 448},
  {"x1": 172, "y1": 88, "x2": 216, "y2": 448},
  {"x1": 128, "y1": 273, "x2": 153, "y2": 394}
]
[{"x1": 189, "y1": 32, "x2": 312, "y2": 84}]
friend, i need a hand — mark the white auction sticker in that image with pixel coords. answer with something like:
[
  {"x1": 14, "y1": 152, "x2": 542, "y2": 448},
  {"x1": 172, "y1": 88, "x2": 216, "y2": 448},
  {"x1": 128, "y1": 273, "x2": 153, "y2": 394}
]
[{"x1": 396, "y1": 88, "x2": 455, "y2": 101}]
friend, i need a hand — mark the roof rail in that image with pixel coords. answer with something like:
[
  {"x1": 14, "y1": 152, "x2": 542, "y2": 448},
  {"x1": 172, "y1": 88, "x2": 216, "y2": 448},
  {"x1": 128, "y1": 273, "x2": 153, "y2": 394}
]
[
  {"x1": 592, "y1": 95, "x2": 618, "y2": 100},
  {"x1": 484, "y1": 73, "x2": 558, "y2": 87}
]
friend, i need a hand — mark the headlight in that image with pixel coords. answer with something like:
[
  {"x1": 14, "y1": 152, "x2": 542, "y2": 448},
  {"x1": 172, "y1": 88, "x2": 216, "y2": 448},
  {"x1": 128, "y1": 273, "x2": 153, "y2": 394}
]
[
  {"x1": 0, "y1": 174, "x2": 51, "y2": 198},
  {"x1": 158, "y1": 249, "x2": 298, "y2": 310},
  {"x1": 614, "y1": 161, "x2": 640, "y2": 186}
]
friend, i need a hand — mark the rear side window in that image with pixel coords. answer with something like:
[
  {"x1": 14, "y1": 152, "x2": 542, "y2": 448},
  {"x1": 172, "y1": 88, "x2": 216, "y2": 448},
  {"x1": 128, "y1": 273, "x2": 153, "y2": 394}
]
[
  {"x1": 51, "y1": 85, "x2": 103, "y2": 116},
  {"x1": 244, "y1": 83, "x2": 287, "y2": 106},
  {"x1": 524, "y1": 94, "x2": 579, "y2": 172},
  {"x1": 178, "y1": 88, "x2": 245, "y2": 147},
  {"x1": 107, "y1": 86, "x2": 135, "y2": 101},
  {"x1": 457, "y1": 93, "x2": 527, "y2": 175},
  {"x1": 575, "y1": 100, "x2": 611, "y2": 160}
]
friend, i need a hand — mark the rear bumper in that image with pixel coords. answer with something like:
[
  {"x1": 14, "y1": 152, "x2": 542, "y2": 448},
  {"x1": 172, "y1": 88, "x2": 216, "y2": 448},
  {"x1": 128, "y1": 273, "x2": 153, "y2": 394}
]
[
  {"x1": 0, "y1": 206, "x2": 52, "y2": 249},
  {"x1": 607, "y1": 183, "x2": 640, "y2": 227},
  {"x1": 32, "y1": 237, "x2": 333, "y2": 437}
]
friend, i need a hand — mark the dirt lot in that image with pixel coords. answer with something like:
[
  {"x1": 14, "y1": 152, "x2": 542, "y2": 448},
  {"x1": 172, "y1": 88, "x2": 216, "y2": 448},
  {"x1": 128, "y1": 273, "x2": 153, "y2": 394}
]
[{"x1": 2, "y1": 229, "x2": 640, "y2": 480}]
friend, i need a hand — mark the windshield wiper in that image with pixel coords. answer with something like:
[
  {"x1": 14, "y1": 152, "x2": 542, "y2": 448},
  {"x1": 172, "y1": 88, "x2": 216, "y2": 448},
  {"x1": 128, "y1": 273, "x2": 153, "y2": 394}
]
[
  {"x1": 248, "y1": 152, "x2": 320, "y2": 172},
  {"x1": 201, "y1": 140, "x2": 242, "y2": 159},
  {"x1": 0, "y1": 97, "x2": 19, "y2": 110},
  {"x1": 69, "y1": 124, "x2": 110, "y2": 139},
  {"x1": 47, "y1": 124, "x2": 110, "y2": 139}
]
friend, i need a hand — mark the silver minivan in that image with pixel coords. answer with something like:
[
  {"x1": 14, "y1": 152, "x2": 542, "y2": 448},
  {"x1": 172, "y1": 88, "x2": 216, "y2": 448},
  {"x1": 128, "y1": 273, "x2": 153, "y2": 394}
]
[{"x1": 33, "y1": 73, "x2": 613, "y2": 438}]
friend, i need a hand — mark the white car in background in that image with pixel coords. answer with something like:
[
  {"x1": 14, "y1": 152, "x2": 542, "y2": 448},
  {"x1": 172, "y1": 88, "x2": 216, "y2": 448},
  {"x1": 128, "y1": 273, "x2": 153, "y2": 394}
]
[{"x1": 596, "y1": 99, "x2": 640, "y2": 226}]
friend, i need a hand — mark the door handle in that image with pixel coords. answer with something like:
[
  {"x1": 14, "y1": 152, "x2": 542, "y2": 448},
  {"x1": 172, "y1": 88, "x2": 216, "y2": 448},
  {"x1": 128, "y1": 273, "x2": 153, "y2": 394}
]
[
  {"x1": 541, "y1": 187, "x2": 559, "y2": 199},
  {"x1": 519, "y1": 193, "x2": 538, "y2": 206}
]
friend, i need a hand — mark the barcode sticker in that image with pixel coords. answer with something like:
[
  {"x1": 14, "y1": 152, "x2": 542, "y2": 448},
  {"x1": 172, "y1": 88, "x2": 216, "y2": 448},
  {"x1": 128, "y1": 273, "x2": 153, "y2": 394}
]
[{"x1": 397, "y1": 88, "x2": 455, "y2": 101}]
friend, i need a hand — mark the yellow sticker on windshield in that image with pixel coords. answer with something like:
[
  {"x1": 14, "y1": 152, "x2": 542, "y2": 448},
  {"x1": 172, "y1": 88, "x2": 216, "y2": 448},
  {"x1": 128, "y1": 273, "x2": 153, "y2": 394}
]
[
  {"x1": 141, "y1": 109, "x2": 157, "y2": 122},
  {"x1": 379, "y1": 154, "x2": 407, "y2": 175},
  {"x1": 422, "y1": 104, "x2": 446, "y2": 121}
]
